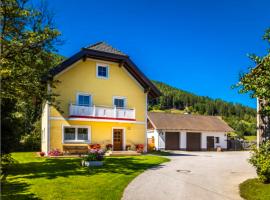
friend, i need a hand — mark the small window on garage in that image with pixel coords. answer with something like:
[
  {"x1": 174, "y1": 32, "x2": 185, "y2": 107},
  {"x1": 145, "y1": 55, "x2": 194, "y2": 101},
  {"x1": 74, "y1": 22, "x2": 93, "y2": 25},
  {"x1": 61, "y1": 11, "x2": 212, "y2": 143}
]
[{"x1": 215, "y1": 137, "x2": 220, "y2": 143}]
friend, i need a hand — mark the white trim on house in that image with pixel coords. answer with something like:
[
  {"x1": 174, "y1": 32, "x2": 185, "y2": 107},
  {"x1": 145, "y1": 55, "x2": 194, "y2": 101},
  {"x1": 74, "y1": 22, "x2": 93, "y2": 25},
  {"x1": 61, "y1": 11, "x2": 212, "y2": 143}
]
[
  {"x1": 76, "y1": 92, "x2": 92, "y2": 106},
  {"x1": 62, "y1": 125, "x2": 91, "y2": 144},
  {"x1": 112, "y1": 127, "x2": 126, "y2": 151},
  {"x1": 49, "y1": 116, "x2": 145, "y2": 124},
  {"x1": 112, "y1": 96, "x2": 127, "y2": 108},
  {"x1": 96, "y1": 63, "x2": 110, "y2": 79},
  {"x1": 54, "y1": 60, "x2": 83, "y2": 79},
  {"x1": 47, "y1": 83, "x2": 51, "y2": 153},
  {"x1": 144, "y1": 92, "x2": 148, "y2": 152}
]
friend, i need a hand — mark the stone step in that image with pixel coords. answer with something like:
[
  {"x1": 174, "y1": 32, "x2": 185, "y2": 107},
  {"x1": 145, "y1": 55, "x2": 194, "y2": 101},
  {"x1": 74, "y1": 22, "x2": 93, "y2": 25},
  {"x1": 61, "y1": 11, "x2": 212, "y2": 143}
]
[{"x1": 107, "y1": 151, "x2": 141, "y2": 156}]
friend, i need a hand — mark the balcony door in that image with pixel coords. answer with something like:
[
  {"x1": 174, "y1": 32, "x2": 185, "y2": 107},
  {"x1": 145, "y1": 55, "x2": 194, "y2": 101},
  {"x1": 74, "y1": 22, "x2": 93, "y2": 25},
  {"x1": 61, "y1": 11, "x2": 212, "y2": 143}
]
[
  {"x1": 77, "y1": 93, "x2": 91, "y2": 107},
  {"x1": 113, "y1": 129, "x2": 124, "y2": 151}
]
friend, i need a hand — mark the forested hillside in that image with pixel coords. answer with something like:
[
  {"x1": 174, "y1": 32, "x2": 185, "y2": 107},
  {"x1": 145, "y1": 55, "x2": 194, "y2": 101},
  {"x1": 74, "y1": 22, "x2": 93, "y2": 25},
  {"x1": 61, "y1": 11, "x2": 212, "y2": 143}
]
[{"x1": 149, "y1": 81, "x2": 257, "y2": 137}]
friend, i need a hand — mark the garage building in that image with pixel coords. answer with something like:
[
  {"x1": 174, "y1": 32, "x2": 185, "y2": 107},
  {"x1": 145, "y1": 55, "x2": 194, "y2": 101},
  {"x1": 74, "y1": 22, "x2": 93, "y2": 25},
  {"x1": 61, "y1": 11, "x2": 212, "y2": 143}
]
[{"x1": 147, "y1": 112, "x2": 233, "y2": 151}]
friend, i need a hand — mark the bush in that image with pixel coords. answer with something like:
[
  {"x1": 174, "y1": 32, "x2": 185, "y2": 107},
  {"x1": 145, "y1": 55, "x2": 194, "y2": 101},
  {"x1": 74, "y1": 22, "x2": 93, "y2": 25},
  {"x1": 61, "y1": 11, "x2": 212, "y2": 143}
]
[
  {"x1": 1, "y1": 154, "x2": 16, "y2": 181},
  {"x1": 249, "y1": 141, "x2": 270, "y2": 183},
  {"x1": 84, "y1": 149, "x2": 104, "y2": 161},
  {"x1": 48, "y1": 149, "x2": 62, "y2": 156},
  {"x1": 20, "y1": 121, "x2": 41, "y2": 151}
]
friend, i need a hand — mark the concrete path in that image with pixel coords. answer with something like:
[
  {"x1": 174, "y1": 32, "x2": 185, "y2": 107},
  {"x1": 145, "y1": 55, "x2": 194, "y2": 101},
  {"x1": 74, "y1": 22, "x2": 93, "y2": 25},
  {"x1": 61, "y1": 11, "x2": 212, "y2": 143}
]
[{"x1": 122, "y1": 151, "x2": 256, "y2": 200}]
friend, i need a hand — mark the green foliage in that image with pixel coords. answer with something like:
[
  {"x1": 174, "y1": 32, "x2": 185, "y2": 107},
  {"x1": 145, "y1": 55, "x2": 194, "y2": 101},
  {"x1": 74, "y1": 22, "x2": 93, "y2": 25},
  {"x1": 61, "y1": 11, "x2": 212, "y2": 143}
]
[
  {"x1": 0, "y1": 154, "x2": 17, "y2": 181},
  {"x1": 249, "y1": 141, "x2": 270, "y2": 183},
  {"x1": 1, "y1": 0, "x2": 63, "y2": 153},
  {"x1": 20, "y1": 121, "x2": 41, "y2": 151},
  {"x1": 149, "y1": 81, "x2": 256, "y2": 137},
  {"x1": 240, "y1": 178, "x2": 270, "y2": 200},
  {"x1": 237, "y1": 28, "x2": 270, "y2": 117}
]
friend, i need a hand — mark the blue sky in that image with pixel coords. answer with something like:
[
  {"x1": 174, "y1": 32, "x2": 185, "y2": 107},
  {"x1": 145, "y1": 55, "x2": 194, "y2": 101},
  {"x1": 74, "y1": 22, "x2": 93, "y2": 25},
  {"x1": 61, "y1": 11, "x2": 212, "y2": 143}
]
[{"x1": 47, "y1": 0, "x2": 270, "y2": 108}]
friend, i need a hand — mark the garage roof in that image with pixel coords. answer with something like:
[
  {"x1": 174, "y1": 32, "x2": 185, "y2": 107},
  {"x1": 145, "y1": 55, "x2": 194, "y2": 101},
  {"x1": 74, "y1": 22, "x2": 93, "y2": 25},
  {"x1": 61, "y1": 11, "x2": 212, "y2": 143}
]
[{"x1": 148, "y1": 112, "x2": 234, "y2": 132}]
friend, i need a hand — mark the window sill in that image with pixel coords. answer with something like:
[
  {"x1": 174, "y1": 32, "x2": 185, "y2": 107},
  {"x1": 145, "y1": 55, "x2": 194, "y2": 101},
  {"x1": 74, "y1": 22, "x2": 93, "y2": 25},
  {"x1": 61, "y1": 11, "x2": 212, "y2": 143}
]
[{"x1": 63, "y1": 141, "x2": 90, "y2": 144}]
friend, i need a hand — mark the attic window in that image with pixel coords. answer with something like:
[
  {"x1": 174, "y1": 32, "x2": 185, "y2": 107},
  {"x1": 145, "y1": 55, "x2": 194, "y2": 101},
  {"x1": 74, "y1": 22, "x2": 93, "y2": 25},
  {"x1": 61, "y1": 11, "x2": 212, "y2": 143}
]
[{"x1": 96, "y1": 64, "x2": 109, "y2": 79}]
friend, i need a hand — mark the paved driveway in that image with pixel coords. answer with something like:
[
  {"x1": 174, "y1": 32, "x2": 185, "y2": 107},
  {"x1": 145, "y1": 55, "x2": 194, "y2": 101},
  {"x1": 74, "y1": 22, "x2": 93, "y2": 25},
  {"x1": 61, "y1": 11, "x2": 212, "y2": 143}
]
[{"x1": 122, "y1": 151, "x2": 256, "y2": 200}]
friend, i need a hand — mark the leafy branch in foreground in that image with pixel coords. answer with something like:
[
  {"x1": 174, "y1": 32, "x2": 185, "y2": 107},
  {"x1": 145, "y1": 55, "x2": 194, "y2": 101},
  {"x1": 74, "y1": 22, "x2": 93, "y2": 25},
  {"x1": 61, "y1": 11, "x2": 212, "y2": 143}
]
[{"x1": 1, "y1": 0, "x2": 63, "y2": 154}]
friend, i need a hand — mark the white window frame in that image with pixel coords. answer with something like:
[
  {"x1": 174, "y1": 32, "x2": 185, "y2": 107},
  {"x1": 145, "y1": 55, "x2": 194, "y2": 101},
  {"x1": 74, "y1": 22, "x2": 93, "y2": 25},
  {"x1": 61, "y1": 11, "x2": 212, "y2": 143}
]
[
  {"x1": 62, "y1": 125, "x2": 91, "y2": 143},
  {"x1": 76, "y1": 92, "x2": 92, "y2": 106},
  {"x1": 96, "y1": 63, "x2": 109, "y2": 79},
  {"x1": 113, "y1": 96, "x2": 127, "y2": 108}
]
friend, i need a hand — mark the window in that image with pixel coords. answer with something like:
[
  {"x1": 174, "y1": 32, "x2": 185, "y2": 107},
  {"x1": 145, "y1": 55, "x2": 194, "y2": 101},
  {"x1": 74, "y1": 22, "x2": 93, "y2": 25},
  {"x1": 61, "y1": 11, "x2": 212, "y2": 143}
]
[
  {"x1": 97, "y1": 65, "x2": 109, "y2": 78},
  {"x1": 78, "y1": 128, "x2": 88, "y2": 140},
  {"x1": 64, "y1": 127, "x2": 76, "y2": 140},
  {"x1": 63, "y1": 126, "x2": 90, "y2": 142},
  {"x1": 77, "y1": 93, "x2": 91, "y2": 106},
  {"x1": 113, "y1": 97, "x2": 126, "y2": 108},
  {"x1": 215, "y1": 137, "x2": 220, "y2": 143}
]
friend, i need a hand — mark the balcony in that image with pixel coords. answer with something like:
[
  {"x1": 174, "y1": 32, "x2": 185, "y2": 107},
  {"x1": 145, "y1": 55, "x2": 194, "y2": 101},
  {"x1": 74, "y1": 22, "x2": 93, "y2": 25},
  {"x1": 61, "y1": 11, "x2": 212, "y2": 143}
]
[{"x1": 69, "y1": 104, "x2": 136, "y2": 120}]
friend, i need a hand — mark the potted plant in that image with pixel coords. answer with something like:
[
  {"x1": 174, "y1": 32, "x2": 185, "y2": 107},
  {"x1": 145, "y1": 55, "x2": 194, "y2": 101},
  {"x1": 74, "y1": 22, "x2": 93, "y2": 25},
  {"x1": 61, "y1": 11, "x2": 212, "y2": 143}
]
[
  {"x1": 82, "y1": 149, "x2": 104, "y2": 167},
  {"x1": 39, "y1": 152, "x2": 45, "y2": 157},
  {"x1": 126, "y1": 144, "x2": 131, "y2": 151},
  {"x1": 106, "y1": 144, "x2": 113, "y2": 151},
  {"x1": 135, "y1": 144, "x2": 144, "y2": 153}
]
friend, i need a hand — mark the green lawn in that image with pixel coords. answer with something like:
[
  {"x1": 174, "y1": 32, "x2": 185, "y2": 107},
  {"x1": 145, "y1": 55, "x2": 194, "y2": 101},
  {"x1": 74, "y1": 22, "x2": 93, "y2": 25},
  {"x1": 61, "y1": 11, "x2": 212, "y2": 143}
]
[
  {"x1": 1, "y1": 152, "x2": 169, "y2": 200},
  {"x1": 244, "y1": 136, "x2": 257, "y2": 141},
  {"x1": 240, "y1": 178, "x2": 270, "y2": 200}
]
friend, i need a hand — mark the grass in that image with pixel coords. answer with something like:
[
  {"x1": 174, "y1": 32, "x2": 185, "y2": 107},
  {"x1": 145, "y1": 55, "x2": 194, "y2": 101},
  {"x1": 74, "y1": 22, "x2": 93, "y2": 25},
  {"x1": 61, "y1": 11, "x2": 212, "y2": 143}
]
[
  {"x1": 1, "y1": 152, "x2": 169, "y2": 200},
  {"x1": 240, "y1": 178, "x2": 270, "y2": 200},
  {"x1": 244, "y1": 135, "x2": 257, "y2": 141}
]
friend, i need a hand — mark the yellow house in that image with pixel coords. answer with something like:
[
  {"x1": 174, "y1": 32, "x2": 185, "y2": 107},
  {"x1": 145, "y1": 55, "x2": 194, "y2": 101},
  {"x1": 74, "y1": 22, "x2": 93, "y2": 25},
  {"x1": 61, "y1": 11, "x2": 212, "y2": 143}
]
[{"x1": 41, "y1": 42, "x2": 160, "y2": 154}]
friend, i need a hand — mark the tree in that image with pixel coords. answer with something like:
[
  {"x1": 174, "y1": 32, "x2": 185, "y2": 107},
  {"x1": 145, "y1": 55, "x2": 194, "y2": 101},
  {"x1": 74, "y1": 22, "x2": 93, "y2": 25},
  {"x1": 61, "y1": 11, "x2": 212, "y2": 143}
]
[
  {"x1": 1, "y1": 0, "x2": 62, "y2": 154},
  {"x1": 237, "y1": 28, "x2": 270, "y2": 142}
]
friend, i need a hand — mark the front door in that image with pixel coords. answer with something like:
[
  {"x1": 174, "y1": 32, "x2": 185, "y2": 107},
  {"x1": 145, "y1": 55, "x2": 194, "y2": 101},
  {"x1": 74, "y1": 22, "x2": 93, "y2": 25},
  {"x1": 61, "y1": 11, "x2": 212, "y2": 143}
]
[
  {"x1": 207, "y1": 136, "x2": 215, "y2": 151},
  {"x1": 113, "y1": 129, "x2": 123, "y2": 150}
]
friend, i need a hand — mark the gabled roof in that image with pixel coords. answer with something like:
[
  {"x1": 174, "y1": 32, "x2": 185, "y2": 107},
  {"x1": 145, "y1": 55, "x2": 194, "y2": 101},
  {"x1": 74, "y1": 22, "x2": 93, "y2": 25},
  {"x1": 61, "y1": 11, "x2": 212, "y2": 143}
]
[
  {"x1": 148, "y1": 112, "x2": 234, "y2": 132},
  {"x1": 50, "y1": 42, "x2": 161, "y2": 99},
  {"x1": 86, "y1": 42, "x2": 127, "y2": 56}
]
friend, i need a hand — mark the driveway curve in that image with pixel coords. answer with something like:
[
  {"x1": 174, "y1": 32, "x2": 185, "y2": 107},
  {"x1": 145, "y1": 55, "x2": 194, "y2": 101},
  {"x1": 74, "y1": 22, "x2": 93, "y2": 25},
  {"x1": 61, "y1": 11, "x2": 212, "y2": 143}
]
[{"x1": 122, "y1": 151, "x2": 256, "y2": 200}]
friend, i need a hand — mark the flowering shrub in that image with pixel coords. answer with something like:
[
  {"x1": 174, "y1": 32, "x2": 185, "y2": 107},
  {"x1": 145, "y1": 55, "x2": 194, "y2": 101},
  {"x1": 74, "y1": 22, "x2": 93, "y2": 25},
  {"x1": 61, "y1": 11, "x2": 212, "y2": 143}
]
[
  {"x1": 135, "y1": 144, "x2": 144, "y2": 153},
  {"x1": 88, "y1": 144, "x2": 101, "y2": 150},
  {"x1": 84, "y1": 149, "x2": 104, "y2": 161},
  {"x1": 48, "y1": 149, "x2": 62, "y2": 156},
  {"x1": 39, "y1": 152, "x2": 45, "y2": 157},
  {"x1": 106, "y1": 144, "x2": 113, "y2": 150},
  {"x1": 126, "y1": 144, "x2": 131, "y2": 151}
]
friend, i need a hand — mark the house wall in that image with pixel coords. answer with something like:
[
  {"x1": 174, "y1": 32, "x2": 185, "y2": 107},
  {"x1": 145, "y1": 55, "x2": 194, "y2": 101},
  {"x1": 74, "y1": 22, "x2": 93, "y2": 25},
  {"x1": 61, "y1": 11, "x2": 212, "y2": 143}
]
[
  {"x1": 200, "y1": 131, "x2": 227, "y2": 150},
  {"x1": 44, "y1": 58, "x2": 148, "y2": 152},
  {"x1": 50, "y1": 59, "x2": 146, "y2": 122},
  {"x1": 49, "y1": 119, "x2": 146, "y2": 152},
  {"x1": 147, "y1": 130, "x2": 227, "y2": 150},
  {"x1": 41, "y1": 102, "x2": 49, "y2": 153}
]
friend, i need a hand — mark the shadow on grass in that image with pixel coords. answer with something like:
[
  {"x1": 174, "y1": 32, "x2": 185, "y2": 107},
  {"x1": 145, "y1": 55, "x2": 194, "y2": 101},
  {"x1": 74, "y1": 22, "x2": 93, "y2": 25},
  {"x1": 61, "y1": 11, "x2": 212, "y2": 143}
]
[
  {"x1": 148, "y1": 150, "x2": 197, "y2": 157},
  {"x1": 7, "y1": 157, "x2": 166, "y2": 180},
  {"x1": 1, "y1": 181, "x2": 40, "y2": 200}
]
